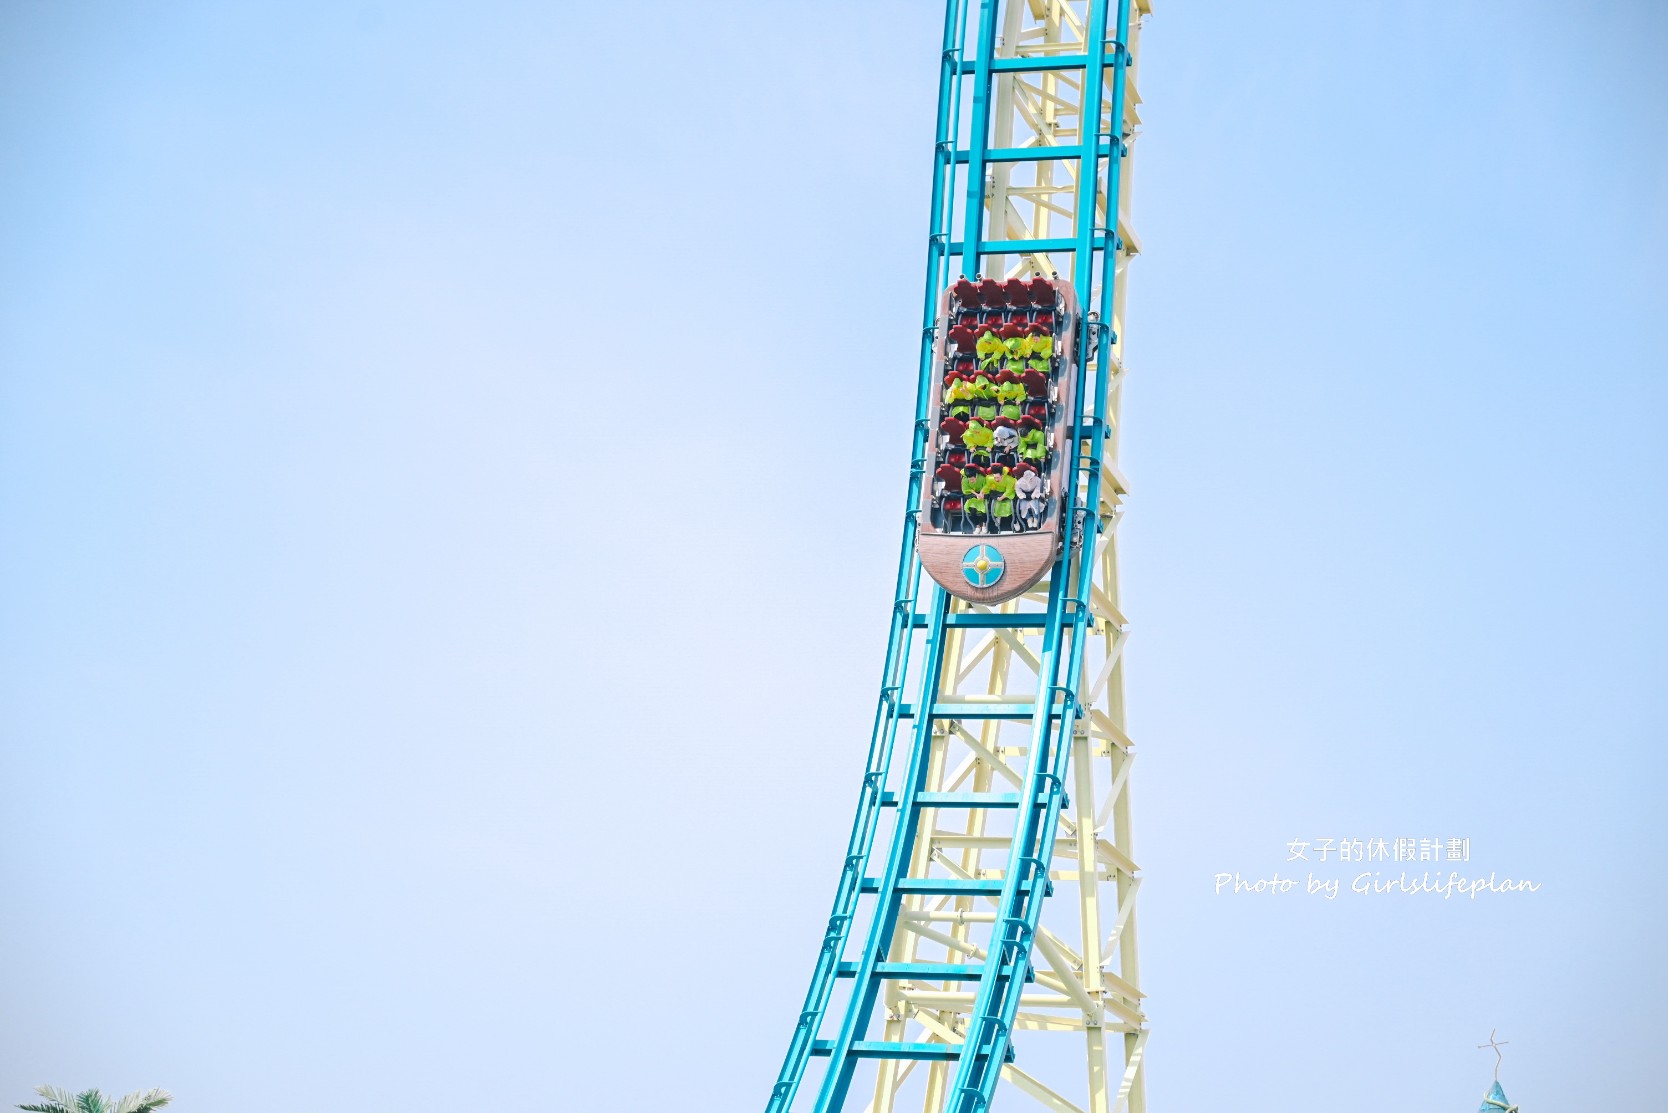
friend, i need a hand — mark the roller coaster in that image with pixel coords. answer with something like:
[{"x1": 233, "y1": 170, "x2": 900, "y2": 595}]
[{"x1": 764, "y1": 2, "x2": 1153, "y2": 1111}]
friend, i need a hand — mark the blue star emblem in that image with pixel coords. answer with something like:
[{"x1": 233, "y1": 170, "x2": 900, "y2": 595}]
[{"x1": 961, "y1": 543, "x2": 1005, "y2": 588}]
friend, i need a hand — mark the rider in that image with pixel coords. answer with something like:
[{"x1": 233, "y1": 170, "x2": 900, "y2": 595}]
[
  {"x1": 969, "y1": 370, "x2": 999, "y2": 421},
  {"x1": 1018, "y1": 415, "x2": 1047, "y2": 467},
  {"x1": 986, "y1": 465, "x2": 1017, "y2": 527},
  {"x1": 960, "y1": 419, "x2": 994, "y2": 466},
  {"x1": 1014, "y1": 464, "x2": 1046, "y2": 530},
  {"x1": 961, "y1": 465, "x2": 989, "y2": 527},
  {"x1": 996, "y1": 374, "x2": 1026, "y2": 419}
]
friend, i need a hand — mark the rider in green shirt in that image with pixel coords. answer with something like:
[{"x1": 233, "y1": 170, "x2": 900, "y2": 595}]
[
  {"x1": 960, "y1": 420, "x2": 994, "y2": 465},
  {"x1": 996, "y1": 378, "x2": 1026, "y2": 420},
  {"x1": 943, "y1": 374, "x2": 976, "y2": 419},
  {"x1": 969, "y1": 373, "x2": 999, "y2": 421},
  {"x1": 987, "y1": 467, "x2": 1017, "y2": 524},
  {"x1": 962, "y1": 467, "x2": 989, "y2": 523},
  {"x1": 1018, "y1": 425, "x2": 1047, "y2": 465}
]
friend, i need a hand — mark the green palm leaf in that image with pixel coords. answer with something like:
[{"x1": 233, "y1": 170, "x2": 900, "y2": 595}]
[
  {"x1": 18, "y1": 1084, "x2": 77, "y2": 1113},
  {"x1": 17, "y1": 1086, "x2": 169, "y2": 1113}
]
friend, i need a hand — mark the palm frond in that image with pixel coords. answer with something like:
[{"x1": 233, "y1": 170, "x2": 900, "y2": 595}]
[
  {"x1": 18, "y1": 1084, "x2": 77, "y2": 1113},
  {"x1": 73, "y1": 1091, "x2": 106, "y2": 1113},
  {"x1": 113, "y1": 1092, "x2": 170, "y2": 1113}
]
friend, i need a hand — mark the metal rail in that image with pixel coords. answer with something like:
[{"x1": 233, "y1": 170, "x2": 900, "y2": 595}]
[{"x1": 767, "y1": 3, "x2": 1150, "y2": 1110}]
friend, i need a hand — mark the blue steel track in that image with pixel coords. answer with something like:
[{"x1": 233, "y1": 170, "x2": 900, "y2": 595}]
[{"x1": 766, "y1": 2, "x2": 1135, "y2": 1109}]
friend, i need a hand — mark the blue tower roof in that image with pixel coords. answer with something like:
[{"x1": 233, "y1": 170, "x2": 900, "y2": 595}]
[{"x1": 1479, "y1": 1080, "x2": 1517, "y2": 1112}]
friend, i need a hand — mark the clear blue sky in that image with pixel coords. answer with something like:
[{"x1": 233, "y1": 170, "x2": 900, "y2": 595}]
[{"x1": 2, "y1": 3, "x2": 1664, "y2": 1111}]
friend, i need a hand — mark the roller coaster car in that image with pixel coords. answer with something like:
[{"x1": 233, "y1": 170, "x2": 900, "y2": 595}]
[{"x1": 918, "y1": 276, "x2": 1079, "y2": 605}]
